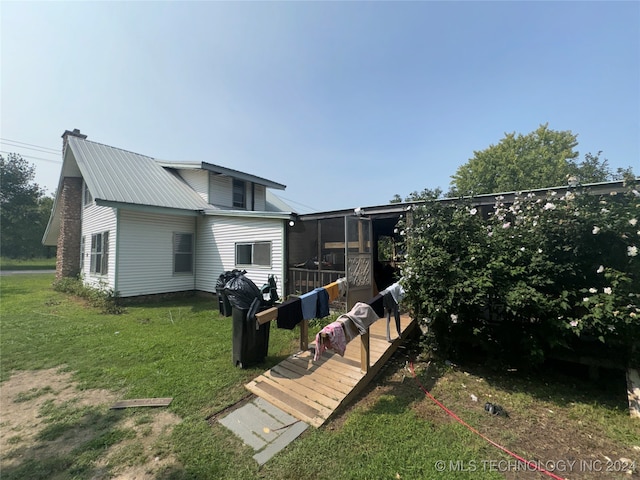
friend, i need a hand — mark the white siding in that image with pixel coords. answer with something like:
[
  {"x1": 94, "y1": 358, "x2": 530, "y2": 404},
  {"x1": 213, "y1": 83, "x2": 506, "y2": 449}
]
[
  {"x1": 209, "y1": 174, "x2": 233, "y2": 208},
  {"x1": 116, "y1": 210, "x2": 196, "y2": 297},
  {"x1": 81, "y1": 203, "x2": 117, "y2": 290},
  {"x1": 196, "y1": 215, "x2": 285, "y2": 298},
  {"x1": 253, "y1": 184, "x2": 266, "y2": 211},
  {"x1": 177, "y1": 169, "x2": 209, "y2": 203}
]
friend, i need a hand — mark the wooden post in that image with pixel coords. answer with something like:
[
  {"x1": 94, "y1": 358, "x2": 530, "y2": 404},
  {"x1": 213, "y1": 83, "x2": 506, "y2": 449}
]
[
  {"x1": 360, "y1": 329, "x2": 370, "y2": 373},
  {"x1": 627, "y1": 368, "x2": 640, "y2": 418},
  {"x1": 300, "y1": 319, "x2": 309, "y2": 351}
]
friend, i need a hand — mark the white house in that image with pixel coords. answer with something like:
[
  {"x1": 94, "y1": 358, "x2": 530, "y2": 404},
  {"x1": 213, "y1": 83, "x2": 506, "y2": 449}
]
[{"x1": 43, "y1": 129, "x2": 296, "y2": 299}]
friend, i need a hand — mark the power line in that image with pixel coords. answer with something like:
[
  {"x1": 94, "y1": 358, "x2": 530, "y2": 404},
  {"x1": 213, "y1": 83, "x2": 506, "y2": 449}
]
[
  {"x1": 0, "y1": 151, "x2": 62, "y2": 164},
  {"x1": 1, "y1": 140, "x2": 61, "y2": 156},
  {"x1": 0, "y1": 137, "x2": 59, "y2": 154}
]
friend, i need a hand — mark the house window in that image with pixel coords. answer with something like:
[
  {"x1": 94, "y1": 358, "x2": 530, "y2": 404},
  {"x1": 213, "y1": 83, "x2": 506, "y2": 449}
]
[
  {"x1": 90, "y1": 232, "x2": 108, "y2": 275},
  {"x1": 174, "y1": 233, "x2": 193, "y2": 274},
  {"x1": 83, "y1": 181, "x2": 93, "y2": 207},
  {"x1": 236, "y1": 241, "x2": 271, "y2": 267},
  {"x1": 233, "y1": 179, "x2": 246, "y2": 209}
]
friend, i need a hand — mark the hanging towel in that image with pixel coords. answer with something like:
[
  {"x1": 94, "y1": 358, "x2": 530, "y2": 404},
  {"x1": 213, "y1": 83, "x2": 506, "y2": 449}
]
[
  {"x1": 299, "y1": 290, "x2": 318, "y2": 320},
  {"x1": 314, "y1": 321, "x2": 347, "y2": 360},
  {"x1": 314, "y1": 287, "x2": 330, "y2": 318},
  {"x1": 367, "y1": 293, "x2": 385, "y2": 318},
  {"x1": 276, "y1": 297, "x2": 303, "y2": 330},
  {"x1": 324, "y1": 282, "x2": 340, "y2": 302}
]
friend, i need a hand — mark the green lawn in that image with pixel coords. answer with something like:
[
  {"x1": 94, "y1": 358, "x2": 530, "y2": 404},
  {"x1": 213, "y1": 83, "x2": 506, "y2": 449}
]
[{"x1": 1, "y1": 274, "x2": 636, "y2": 479}]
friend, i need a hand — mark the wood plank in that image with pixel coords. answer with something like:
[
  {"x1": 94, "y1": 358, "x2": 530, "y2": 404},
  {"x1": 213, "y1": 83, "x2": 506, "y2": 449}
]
[
  {"x1": 256, "y1": 307, "x2": 278, "y2": 325},
  {"x1": 262, "y1": 370, "x2": 341, "y2": 409},
  {"x1": 252, "y1": 376, "x2": 334, "y2": 419},
  {"x1": 275, "y1": 361, "x2": 353, "y2": 395},
  {"x1": 110, "y1": 398, "x2": 173, "y2": 409},
  {"x1": 246, "y1": 380, "x2": 323, "y2": 427},
  {"x1": 269, "y1": 364, "x2": 347, "y2": 400}
]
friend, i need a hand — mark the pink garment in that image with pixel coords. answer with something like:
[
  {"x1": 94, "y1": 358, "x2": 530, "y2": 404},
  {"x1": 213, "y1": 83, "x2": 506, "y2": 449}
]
[{"x1": 313, "y1": 321, "x2": 347, "y2": 361}]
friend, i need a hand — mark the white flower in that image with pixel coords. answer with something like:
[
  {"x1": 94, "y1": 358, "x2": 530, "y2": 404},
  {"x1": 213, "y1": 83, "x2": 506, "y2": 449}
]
[
  {"x1": 589, "y1": 288, "x2": 597, "y2": 294},
  {"x1": 603, "y1": 287, "x2": 612, "y2": 295},
  {"x1": 520, "y1": 247, "x2": 525, "y2": 252},
  {"x1": 550, "y1": 191, "x2": 557, "y2": 196},
  {"x1": 537, "y1": 248, "x2": 543, "y2": 254},
  {"x1": 543, "y1": 202, "x2": 556, "y2": 210},
  {"x1": 488, "y1": 231, "x2": 494, "y2": 237},
  {"x1": 570, "y1": 320, "x2": 579, "y2": 327},
  {"x1": 630, "y1": 218, "x2": 638, "y2": 227},
  {"x1": 597, "y1": 265, "x2": 605, "y2": 274},
  {"x1": 610, "y1": 191, "x2": 618, "y2": 196},
  {"x1": 583, "y1": 297, "x2": 590, "y2": 303},
  {"x1": 502, "y1": 222, "x2": 511, "y2": 229},
  {"x1": 469, "y1": 208, "x2": 477, "y2": 216},
  {"x1": 628, "y1": 245, "x2": 638, "y2": 257},
  {"x1": 632, "y1": 189, "x2": 640, "y2": 197},
  {"x1": 592, "y1": 226, "x2": 601, "y2": 235},
  {"x1": 450, "y1": 314, "x2": 458, "y2": 324}
]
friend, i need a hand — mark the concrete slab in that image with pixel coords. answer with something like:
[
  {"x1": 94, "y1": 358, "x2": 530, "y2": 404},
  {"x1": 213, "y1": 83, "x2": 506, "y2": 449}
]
[{"x1": 218, "y1": 397, "x2": 309, "y2": 465}]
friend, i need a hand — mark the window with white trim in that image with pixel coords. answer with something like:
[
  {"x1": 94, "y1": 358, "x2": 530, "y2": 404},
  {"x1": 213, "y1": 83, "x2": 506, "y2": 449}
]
[
  {"x1": 235, "y1": 241, "x2": 271, "y2": 267},
  {"x1": 174, "y1": 232, "x2": 194, "y2": 274},
  {"x1": 233, "y1": 179, "x2": 246, "y2": 209},
  {"x1": 90, "y1": 232, "x2": 108, "y2": 275}
]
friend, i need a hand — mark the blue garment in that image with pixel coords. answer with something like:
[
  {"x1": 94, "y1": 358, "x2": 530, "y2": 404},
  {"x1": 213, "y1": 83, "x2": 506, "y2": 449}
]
[
  {"x1": 299, "y1": 290, "x2": 318, "y2": 320},
  {"x1": 314, "y1": 287, "x2": 330, "y2": 318}
]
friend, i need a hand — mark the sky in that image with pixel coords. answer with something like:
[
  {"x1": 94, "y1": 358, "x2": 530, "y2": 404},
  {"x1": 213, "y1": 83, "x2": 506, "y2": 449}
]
[{"x1": 1, "y1": 1, "x2": 638, "y2": 213}]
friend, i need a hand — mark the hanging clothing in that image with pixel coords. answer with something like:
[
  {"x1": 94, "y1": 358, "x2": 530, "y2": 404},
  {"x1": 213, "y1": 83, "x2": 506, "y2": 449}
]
[
  {"x1": 299, "y1": 290, "x2": 318, "y2": 320},
  {"x1": 383, "y1": 291, "x2": 402, "y2": 342},
  {"x1": 314, "y1": 321, "x2": 347, "y2": 360},
  {"x1": 337, "y1": 277, "x2": 347, "y2": 297},
  {"x1": 367, "y1": 293, "x2": 385, "y2": 318},
  {"x1": 336, "y1": 302, "x2": 380, "y2": 342},
  {"x1": 380, "y1": 282, "x2": 405, "y2": 305},
  {"x1": 314, "y1": 287, "x2": 330, "y2": 318},
  {"x1": 276, "y1": 297, "x2": 303, "y2": 330},
  {"x1": 324, "y1": 282, "x2": 340, "y2": 303}
]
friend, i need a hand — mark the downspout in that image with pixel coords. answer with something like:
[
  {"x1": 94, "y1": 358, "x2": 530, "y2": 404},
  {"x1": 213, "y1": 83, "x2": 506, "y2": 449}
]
[
  {"x1": 251, "y1": 182, "x2": 255, "y2": 211},
  {"x1": 114, "y1": 208, "x2": 119, "y2": 295}
]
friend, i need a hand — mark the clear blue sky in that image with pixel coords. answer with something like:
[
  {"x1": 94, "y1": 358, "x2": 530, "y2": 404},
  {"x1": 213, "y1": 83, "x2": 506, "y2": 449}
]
[{"x1": 1, "y1": 1, "x2": 638, "y2": 213}]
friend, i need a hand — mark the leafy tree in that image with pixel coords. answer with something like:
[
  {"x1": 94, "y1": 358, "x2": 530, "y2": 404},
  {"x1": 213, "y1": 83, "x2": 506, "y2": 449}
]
[
  {"x1": 450, "y1": 124, "x2": 579, "y2": 196},
  {"x1": 390, "y1": 187, "x2": 442, "y2": 203},
  {"x1": 0, "y1": 153, "x2": 54, "y2": 258}
]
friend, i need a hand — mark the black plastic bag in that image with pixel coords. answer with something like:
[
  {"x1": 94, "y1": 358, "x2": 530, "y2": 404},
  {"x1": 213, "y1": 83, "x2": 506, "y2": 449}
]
[
  {"x1": 223, "y1": 273, "x2": 261, "y2": 310},
  {"x1": 216, "y1": 269, "x2": 246, "y2": 289}
]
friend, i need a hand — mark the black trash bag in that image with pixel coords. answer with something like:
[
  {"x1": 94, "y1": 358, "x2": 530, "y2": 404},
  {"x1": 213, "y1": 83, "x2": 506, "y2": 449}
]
[
  {"x1": 223, "y1": 273, "x2": 261, "y2": 310},
  {"x1": 216, "y1": 269, "x2": 246, "y2": 289}
]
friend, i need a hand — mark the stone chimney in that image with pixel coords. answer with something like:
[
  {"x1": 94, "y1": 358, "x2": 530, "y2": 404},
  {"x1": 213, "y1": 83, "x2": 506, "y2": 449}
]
[
  {"x1": 61, "y1": 128, "x2": 87, "y2": 155},
  {"x1": 56, "y1": 129, "x2": 87, "y2": 280}
]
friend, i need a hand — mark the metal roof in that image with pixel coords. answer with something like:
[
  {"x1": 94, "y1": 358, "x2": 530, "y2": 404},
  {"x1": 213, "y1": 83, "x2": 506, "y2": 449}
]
[
  {"x1": 70, "y1": 137, "x2": 210, "y2": 211},
  {"x1": 156, "y1": 160, "x2": 286, "y2": 190}
]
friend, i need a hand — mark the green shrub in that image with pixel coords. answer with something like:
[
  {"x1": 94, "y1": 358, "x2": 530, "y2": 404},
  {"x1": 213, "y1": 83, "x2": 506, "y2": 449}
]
[
  {"x1": 52, "y1": 277, "x2": 124, "y2": 315},
  {"x1": 400, "y1": 180, "x2": 640, "y2": 367}
]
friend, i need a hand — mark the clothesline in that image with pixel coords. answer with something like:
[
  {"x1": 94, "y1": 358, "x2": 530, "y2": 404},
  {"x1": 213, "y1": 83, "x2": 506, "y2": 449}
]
[{"x1": 255, "y1": 277, "x2": 347, "y2": 326}]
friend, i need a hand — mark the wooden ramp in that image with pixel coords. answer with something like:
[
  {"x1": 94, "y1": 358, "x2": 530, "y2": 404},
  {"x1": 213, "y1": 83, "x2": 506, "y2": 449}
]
[{"x1": 245, "y1": 314, "x2": 416, "y2": 428}]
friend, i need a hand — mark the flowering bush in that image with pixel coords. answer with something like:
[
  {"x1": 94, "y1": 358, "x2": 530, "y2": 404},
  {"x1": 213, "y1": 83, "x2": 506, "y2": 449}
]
[{"x1": 400, "y1": 181, "x2": 640, "y2": 367}]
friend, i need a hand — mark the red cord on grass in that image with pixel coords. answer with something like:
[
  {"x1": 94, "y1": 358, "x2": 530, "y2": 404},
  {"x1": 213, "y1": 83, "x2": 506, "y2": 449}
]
[{"x1": 408, "y1": 361, "x2": 566, "y2": 480}]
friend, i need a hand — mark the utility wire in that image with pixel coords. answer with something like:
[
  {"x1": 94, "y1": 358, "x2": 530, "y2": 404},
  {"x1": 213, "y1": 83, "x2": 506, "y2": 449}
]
[
  {"x1": 0, "y1": 151, "x2": 62, "y2": 164},
  {"x1": 1, "y1": 140, "x2": 60, "y2": 156},
  {"x1": 0, "y1": 137, "x2": 59, "y2": 154}
]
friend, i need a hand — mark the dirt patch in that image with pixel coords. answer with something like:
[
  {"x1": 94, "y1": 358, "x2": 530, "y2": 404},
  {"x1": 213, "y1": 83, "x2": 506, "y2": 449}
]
[{"x1": 0, "y1": 367, "x2": 182, "y2": 479}]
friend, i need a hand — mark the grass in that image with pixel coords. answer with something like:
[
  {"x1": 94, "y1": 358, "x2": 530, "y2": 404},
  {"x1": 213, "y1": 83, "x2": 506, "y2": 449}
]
[
  {"x1": 0, "y1": 257, "x2": 56, "y2": 270},
  {"x1": 1, "y1": 273, "x2": 638, "y2": 479}
]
